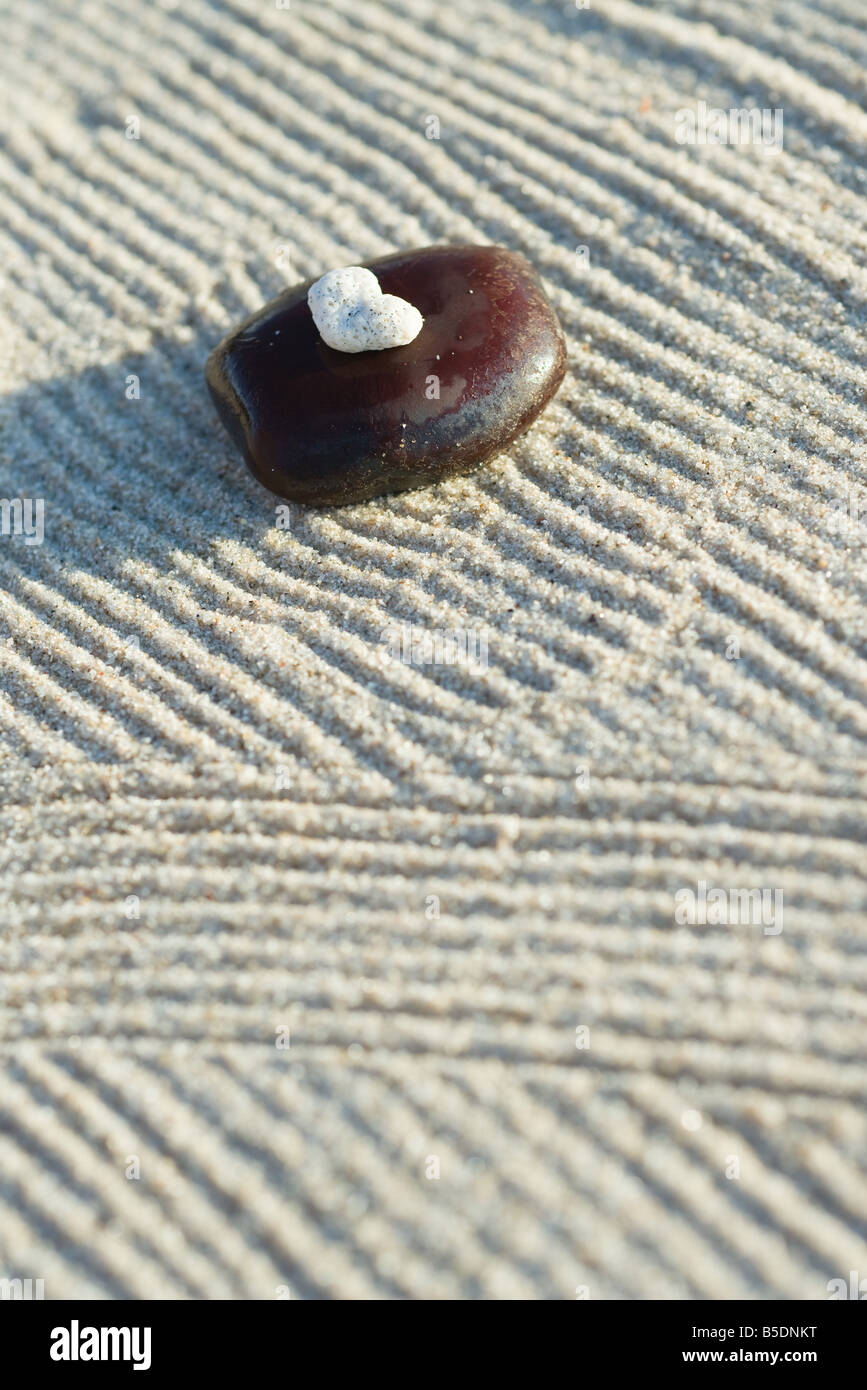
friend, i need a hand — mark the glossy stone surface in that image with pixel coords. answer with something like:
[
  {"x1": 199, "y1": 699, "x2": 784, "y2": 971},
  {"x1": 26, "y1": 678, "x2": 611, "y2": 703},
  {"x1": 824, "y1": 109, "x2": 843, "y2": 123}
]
[{"x1": 206, "y1": 244, "x2": 567, "y2": 506}]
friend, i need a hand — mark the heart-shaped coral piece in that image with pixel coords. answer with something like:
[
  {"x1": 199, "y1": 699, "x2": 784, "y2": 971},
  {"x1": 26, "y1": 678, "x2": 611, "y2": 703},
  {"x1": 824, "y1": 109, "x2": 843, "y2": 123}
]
[{"x1": 307, "y1": 266, "x2": 424, "y2": 353}]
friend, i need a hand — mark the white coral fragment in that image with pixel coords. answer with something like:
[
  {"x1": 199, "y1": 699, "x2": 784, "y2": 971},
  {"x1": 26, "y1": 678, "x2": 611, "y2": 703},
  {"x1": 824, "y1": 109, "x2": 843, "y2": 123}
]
[{"x1": 307, "y1": 266, "x2": 424, "y2": 353}]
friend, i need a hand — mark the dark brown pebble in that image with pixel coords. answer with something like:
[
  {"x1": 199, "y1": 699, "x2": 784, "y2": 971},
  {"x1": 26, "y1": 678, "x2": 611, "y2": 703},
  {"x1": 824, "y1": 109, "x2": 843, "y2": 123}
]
[{"x1": 205, "y1": 244, "x2": 567, "y2": 506}]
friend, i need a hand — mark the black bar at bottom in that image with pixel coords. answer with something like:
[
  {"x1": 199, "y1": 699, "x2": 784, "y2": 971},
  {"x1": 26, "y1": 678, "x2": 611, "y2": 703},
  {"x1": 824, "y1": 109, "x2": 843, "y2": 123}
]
[{"x1": 2, "y1": 1298, "x2": 863, "y2": 1374}]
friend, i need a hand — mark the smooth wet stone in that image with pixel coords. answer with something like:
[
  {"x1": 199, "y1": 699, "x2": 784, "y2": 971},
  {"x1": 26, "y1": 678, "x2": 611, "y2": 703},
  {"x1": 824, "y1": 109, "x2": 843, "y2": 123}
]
[{"x1": 206, "y1": 244, "x2": 567, "y2": 506}]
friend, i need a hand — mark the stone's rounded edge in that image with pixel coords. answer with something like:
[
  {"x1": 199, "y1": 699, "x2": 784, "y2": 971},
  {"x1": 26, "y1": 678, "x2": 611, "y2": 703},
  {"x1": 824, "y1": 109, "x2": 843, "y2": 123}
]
[
  {"x1": 204, "y1": 244, "x2": 569, "y2": 508},
  {"x1": 204, "y1": 341, "x2": 254, "y2": 475},
  {"x1": 243, "y1": 341, "x2": 568, "y2": 507},
  {"x1": 244, "y1": 368, "x2": 568, "y2": 508}
]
